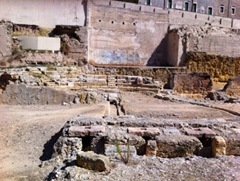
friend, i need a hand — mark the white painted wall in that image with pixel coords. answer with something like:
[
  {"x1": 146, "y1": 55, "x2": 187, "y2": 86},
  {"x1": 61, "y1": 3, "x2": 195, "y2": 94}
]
[{"x1": 0, "y1": 0, "x2": 86, "y2": 28}]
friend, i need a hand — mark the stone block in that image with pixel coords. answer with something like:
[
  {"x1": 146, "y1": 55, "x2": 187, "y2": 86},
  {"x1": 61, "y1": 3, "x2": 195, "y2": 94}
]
[
  {"x1": 223, "y1": 75, "x2": 240, "y2": 97},
  {"x1": 77, "y1": 151, "x2": 110, "y2": 172},
  {"x1": 125, "y1": 3, "x2": 141, "y2": 11},
  {"x1": 146, "y1": 140, "x2": 157, "y2": 156},
  {"x1": 127, "y1": 127, "x2": 160, "y2": 137},
  {"x1": 226, "y1": 137, "x2": 240, "y2": 156},
  {"x1": 68, "y1": 126, "x2": 106, "y2": 137},
  {"x1": 140, "y1": 5, "x2": 155, "y2": 13},
  {"x1": 67, "y1": 82, "x2": 74, "y2": 87},
  {"x1": 184, "y1": 127, "x2": 216, "y2": 138},
  {"x1": 156, "y1": 135, "x2": 202, "y2": 158},
  {"x1": 110, "y1": 1, "x2": 124, "y2": 8},
  {"x1": 211, "y1": 136, "x2": 226, "y2": 157},
  {"x1": 0, "y1": 22, "x2": 12, "y2": 59},
  {"x1": 162, "y1": 128, "x2": 181, "y2": 136},
  {"x1": 168, "y1": 73, "x2": 212, "y2": 94},
  {"x1": 17, "y1": 36, "x2": 60, "y2": 51},
  {"x1": 106, "y1": 131, "x2": 146, "y2": 148},
  {"x1": 53, "y1": 136, "x2": 82, "y2": 159},
  {"x1": 105, "y1": 144, "x2": 137, "y2": 159}
]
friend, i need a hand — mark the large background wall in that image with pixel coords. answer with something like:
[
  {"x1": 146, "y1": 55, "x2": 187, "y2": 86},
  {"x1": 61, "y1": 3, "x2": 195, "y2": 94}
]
[
  {"x1": 88, "y1": 1, "x2": 169, "y2": 66},
  {"x1": 0, "y1": 0, "x2": 86, "y2": 28},
  {"x1": 189, "y1": 35, "x2": 240, "y2": 57},
  {"x1": 88, "y1": 1, "x2": 240, "y2": 66}
]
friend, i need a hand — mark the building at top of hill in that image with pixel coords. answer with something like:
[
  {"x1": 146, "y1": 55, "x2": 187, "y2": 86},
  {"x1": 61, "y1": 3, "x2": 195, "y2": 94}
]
[{"x1": 138, "y1": 0, "x2": 240, "y2": 19}]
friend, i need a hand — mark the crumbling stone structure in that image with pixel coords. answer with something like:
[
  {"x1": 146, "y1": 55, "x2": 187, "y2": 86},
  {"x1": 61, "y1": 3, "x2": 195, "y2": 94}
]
[{"x1": 53, "y1": 115, "x2": 240, "y2": 159}]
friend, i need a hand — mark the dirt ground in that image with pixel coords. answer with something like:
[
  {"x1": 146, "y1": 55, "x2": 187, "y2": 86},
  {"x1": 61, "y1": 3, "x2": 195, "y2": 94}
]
[
  {"x1": 0, "y1": 103, "x2": 108, "y2": 181},
  {"x1": 0, "y1": 92, "x2": 240, "y2": 180},
  {"x1": 121, "y1": 91, "x2": 239, "y2": 120}
]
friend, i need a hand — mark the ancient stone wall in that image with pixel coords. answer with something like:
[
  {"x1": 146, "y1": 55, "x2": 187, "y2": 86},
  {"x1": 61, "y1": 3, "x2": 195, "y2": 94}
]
[
  {"x1": 0, "y1": 21, "x2": 12, "y2": 60},
  {"x1": 188, "y1": 35, "x2": 240, "y2": 58}
]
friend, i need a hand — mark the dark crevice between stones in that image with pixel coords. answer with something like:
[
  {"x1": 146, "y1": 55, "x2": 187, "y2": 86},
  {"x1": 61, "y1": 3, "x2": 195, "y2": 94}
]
[
  {"x1": 82, "y1": 136, "x2": 93, "y2": 152},
  {"x1": 137, "y1": 136, "x2": 151, "y2": 156},
  {"x1": 82, "y1": 136, "x2": 105, "y2": 154},
  {"x1": 197, "y1": 135, "x2": 213, "y2": 158}
]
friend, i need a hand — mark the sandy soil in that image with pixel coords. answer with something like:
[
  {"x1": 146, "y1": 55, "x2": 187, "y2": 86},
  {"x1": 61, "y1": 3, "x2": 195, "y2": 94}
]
[
  {"x1": 0, "y1": 103, "x2": 108, "y2": 181},
  {"x1": 0, "y1": 92, "x2": 239, "y2": 180}
]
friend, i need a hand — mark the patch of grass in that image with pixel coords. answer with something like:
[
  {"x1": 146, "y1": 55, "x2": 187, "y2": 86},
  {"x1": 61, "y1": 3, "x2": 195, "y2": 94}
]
[{"x1": 115, "y1": 139, "x2": 131, "y2": 164}]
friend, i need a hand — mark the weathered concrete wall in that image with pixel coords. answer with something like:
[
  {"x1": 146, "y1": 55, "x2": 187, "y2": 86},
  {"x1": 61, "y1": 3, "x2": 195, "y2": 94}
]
[
  {"x1": 189, "y1": 35, "x2": 240, "y2": 57},
  {"x1": 0, "y1": 0, "x2": 86, "y2": 28},
  {"x1": 168, "y1": 30, "x2": 182, "y2": 66},
  {"x1": 168, "y1": 10, "x2": 234, "y2": 29},
  {"x1": 88, "y1": 1, "x2": 169, "y2": 66},
  {"x1": 88, "y1": 1, "x2": 240, "y2": 66}
]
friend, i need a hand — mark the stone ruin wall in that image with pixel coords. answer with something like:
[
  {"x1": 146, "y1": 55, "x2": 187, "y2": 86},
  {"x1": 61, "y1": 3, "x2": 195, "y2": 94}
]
[{"x1": 167, "y1": 25, "x2": 240, "y2": 81}]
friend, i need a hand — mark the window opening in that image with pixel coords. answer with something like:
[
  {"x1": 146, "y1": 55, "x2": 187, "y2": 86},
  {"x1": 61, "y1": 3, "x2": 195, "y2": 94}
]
[
  {"x1": 231, "y1": 7, "x2": 236, "y2": 15},
  {"x1": 192, "y1": 3, "x2": 197, "y2": 12},
  {"x1": 185, "y1": 2, "x2": 189, "y2": 11},
  {"x1": 146, "y1": 0, "x2": 151, "y2": 6},
  {"x1": 208, "y1": 7, "x2": 213, "y2": 15},
  {"x1": 220, "y1": 5, "x2": 224, "y2": 13},
  {"x1": 168, "y1": 0, "x2": 172, "y2": 9}
]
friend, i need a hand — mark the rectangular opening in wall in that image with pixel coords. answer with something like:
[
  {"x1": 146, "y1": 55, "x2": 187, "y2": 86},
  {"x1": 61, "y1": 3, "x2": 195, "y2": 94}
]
[
  {"x1": 184, "y1": 2, "x2": 189, "y2": 11},
  {"x1": 168, "y1": 0, "x2": 172, "y2": 9},
  {"x1": 208, "y1": 7, "x2": 213, "y2": 15},
  {"x1": 220, "y1": 5, "x2": 224, "y2": 13},
  {"x1": 146, "y1": 0, "x2": 151, "y2": 6},
  {"x1": 192, "y1": 3, "x2": 197, "y2": 12},
  {"x1": 231, "y1": 6, "x2": 236, "y2": 15}
]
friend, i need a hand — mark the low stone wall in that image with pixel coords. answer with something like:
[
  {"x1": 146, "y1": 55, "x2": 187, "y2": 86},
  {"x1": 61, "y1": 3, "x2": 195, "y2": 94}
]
[
  {"x1": 1, "y1": 84, "x2": 75, "y2": 105},
  {"x1": 52, "y1": 115, "x2": 240, "y2": 161}
]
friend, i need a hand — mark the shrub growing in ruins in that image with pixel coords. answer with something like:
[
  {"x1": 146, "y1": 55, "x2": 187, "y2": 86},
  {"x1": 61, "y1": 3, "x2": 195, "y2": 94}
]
[{"x1": 115, "y1": 139, "x2": 131, "y2": 164}]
